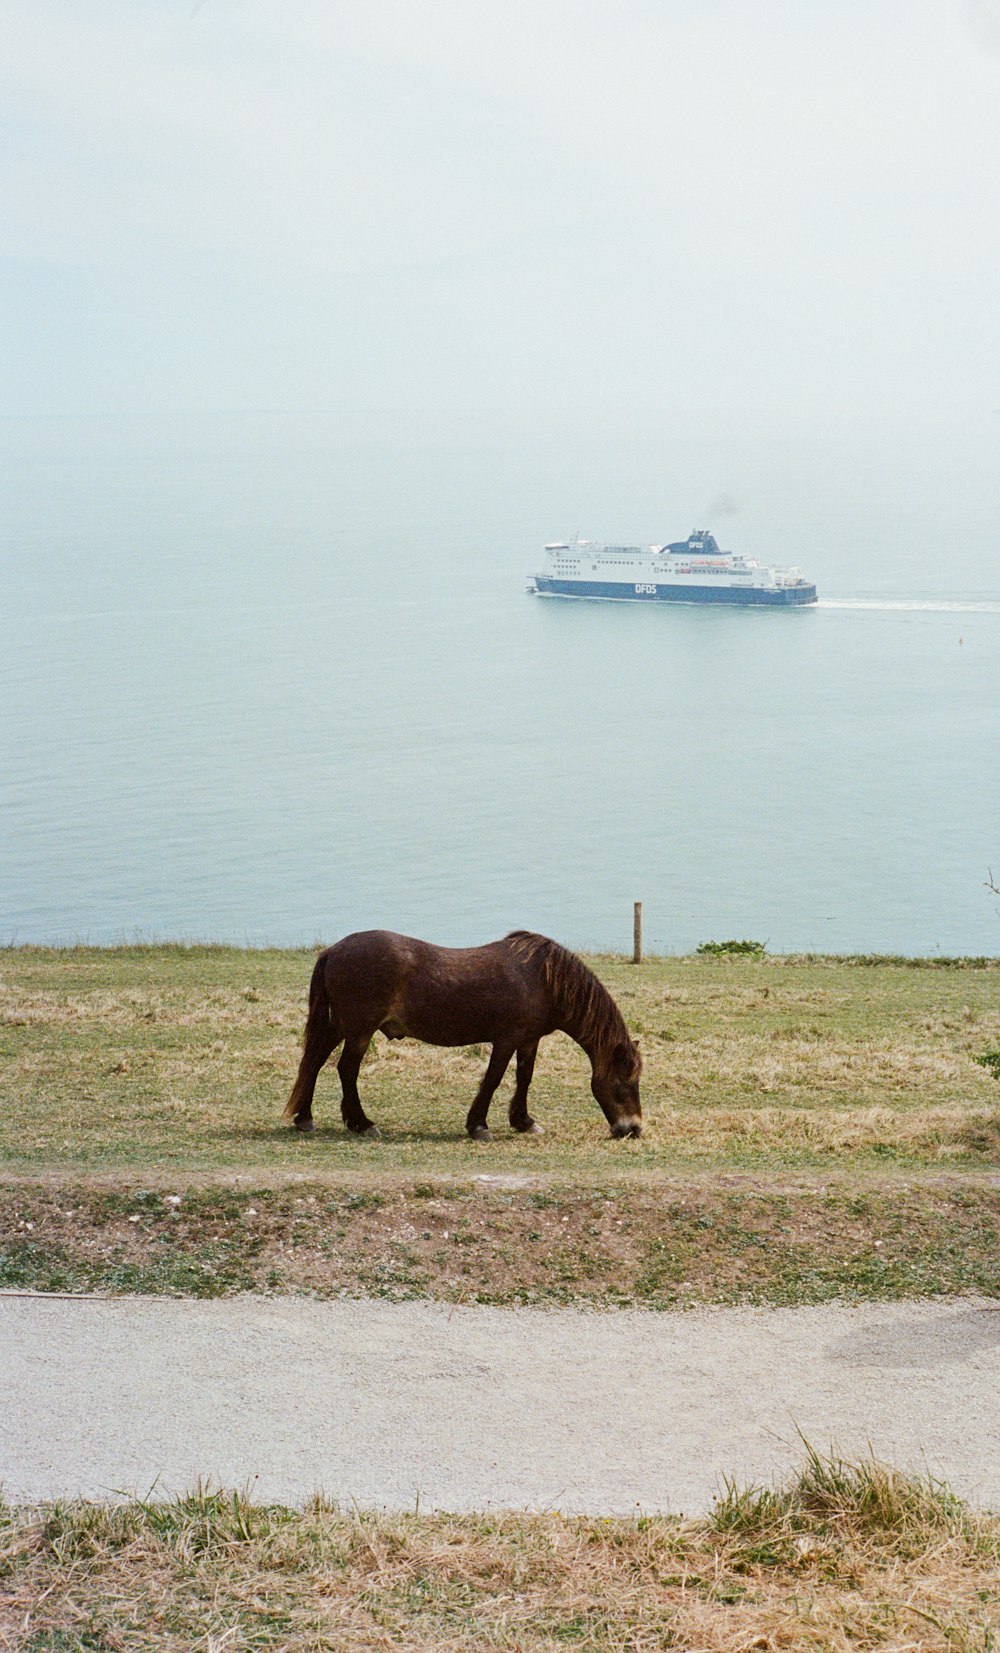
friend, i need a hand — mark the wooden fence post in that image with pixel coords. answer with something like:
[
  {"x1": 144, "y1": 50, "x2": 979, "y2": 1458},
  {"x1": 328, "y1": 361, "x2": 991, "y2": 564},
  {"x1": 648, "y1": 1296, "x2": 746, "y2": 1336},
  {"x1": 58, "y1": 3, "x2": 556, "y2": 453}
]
[{"x1": 633, "y1": 901, "x2": 643, "y2": 964}]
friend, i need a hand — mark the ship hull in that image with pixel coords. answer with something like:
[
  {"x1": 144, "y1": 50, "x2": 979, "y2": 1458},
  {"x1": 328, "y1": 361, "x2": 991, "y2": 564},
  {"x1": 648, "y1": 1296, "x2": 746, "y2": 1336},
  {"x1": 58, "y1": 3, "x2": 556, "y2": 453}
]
[{"x1": 532, "y1": 577, "x2": 818, "y2": 607}]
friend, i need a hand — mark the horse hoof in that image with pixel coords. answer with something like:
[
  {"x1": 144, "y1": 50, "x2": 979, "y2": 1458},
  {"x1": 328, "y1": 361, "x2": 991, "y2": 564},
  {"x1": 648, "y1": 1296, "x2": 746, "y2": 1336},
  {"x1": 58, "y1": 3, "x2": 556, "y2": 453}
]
[
  {"x1": 361, "y1": 1124, "x2": 381, "y2": 1140},
  {"x1": 293, "y1": 1117, "x2": 315, "y2": 1133},
  {"x1": 470, "y1": 1126, "x2": 492, "y2": 1143},
  {"x1": 514, "y1": 1121, "x2": 543, "y2": 1135}
]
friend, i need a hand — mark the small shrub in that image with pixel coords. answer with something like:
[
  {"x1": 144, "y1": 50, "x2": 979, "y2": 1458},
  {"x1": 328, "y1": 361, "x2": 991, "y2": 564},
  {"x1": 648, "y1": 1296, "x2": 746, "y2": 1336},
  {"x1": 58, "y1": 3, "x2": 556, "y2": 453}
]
[
  {"x1": 696, "y1": 939, "x2": 767, "y2": 959},
  {"x1": 343, "y1": 1191, "x2": 384, "y2": 1211}
]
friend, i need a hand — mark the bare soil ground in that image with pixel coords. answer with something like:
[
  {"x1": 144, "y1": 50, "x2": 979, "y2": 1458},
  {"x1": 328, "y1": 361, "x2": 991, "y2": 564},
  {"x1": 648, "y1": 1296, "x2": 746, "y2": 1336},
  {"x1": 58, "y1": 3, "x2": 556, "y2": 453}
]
[{"x1": 3, "y1": 1171, "x2": 1000, "y2": 1308}]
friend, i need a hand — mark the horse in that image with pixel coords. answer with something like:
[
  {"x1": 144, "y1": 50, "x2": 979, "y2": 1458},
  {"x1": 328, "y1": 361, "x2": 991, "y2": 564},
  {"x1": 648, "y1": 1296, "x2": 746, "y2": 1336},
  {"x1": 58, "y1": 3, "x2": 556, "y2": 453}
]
[{"x1": 284, "y1": 929, "x2": 643, "y2": 1141}]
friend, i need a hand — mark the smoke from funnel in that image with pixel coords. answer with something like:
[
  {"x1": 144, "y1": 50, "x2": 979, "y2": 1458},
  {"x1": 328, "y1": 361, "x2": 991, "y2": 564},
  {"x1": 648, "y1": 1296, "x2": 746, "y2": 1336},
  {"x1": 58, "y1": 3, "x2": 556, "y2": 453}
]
[{"x1": 704, "y1": 493, "x2": 740, "y2": 520}]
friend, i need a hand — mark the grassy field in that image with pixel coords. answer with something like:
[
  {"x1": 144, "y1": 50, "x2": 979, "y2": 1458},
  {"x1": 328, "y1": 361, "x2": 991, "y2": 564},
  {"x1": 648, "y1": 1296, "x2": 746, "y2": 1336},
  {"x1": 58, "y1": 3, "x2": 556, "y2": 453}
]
[
  {"x1": 2, "y1": 944, "x2": 999, "y2": 1306},
  {"x1": 4, "y1": 1453, "x2": 999, "y2": 1650}
]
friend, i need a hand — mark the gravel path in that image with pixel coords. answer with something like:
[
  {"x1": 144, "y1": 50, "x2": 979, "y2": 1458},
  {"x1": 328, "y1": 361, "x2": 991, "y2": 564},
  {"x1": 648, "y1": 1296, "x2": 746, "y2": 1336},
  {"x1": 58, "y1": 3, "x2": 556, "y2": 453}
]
[{"x1": 3, "y1": 1293, "x2": 999, "y2": 1515}]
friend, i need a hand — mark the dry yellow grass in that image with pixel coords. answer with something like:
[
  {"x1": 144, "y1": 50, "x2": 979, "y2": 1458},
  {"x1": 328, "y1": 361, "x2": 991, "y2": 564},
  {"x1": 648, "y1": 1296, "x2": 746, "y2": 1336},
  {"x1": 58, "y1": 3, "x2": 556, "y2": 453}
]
[{"x1": 3, "y1": 1453, "x2": 999, "y2": 1651}]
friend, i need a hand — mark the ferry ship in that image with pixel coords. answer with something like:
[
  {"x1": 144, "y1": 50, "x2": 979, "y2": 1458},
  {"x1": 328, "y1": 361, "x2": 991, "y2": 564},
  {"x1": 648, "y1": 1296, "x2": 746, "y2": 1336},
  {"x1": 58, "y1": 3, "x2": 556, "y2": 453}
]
[{"x1": 527, "y1": 530, "x2": 817, "y2": 607}]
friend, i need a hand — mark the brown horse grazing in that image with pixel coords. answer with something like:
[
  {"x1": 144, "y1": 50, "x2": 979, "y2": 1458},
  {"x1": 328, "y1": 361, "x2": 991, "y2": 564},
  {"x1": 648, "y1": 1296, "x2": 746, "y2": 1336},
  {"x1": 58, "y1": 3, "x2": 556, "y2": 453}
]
[{"x1": 284, "y1": 929, "x2": 642, "y2": 1141}]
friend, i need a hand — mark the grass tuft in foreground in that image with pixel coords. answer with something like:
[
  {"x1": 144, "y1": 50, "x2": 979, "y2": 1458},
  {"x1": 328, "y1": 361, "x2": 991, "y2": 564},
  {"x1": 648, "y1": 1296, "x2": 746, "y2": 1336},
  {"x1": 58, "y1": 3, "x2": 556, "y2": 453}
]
[
  {"x1": 3, "y1": 1454, "x2": 999, "y2": 1651},
  {"x1": 713, "y1": 1443, "x2": 970, "y2": 1566}
]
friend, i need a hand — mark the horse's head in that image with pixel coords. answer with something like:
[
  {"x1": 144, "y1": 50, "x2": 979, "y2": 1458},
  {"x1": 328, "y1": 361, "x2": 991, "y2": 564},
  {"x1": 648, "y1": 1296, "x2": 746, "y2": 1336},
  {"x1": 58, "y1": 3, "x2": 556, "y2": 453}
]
[{"x1": 592, "y1": 1038, "x2": 643, "y2": 1138}]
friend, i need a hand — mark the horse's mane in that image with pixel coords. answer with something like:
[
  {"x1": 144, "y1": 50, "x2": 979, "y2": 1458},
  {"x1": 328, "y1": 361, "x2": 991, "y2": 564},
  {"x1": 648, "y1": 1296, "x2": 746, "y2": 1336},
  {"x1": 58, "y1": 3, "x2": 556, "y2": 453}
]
[{"x1": 504, "y1": 931, "x2": 640, "y2": 1075}]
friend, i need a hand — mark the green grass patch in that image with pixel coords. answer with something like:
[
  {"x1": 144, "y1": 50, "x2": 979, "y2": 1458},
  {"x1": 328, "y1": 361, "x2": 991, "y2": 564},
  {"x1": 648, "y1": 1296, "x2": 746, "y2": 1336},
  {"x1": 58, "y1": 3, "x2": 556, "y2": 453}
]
[{"x1": 2, "y1": 944, "x2": 999, "y2": 1176}]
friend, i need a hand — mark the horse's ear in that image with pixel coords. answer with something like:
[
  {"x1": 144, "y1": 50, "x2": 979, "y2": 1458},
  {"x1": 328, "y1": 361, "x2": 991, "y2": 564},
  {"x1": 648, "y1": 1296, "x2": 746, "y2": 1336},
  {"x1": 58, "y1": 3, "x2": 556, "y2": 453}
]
[{"x1": 613, "y1": 1039, "x2": 642, "y2": 1079}]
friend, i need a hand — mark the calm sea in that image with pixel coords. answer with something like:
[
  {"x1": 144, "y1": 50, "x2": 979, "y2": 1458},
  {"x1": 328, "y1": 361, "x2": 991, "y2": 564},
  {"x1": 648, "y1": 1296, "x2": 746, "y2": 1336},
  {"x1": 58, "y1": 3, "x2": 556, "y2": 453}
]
[{"x1": 3, "y1": 412, "x2": 998, "y2": 955}]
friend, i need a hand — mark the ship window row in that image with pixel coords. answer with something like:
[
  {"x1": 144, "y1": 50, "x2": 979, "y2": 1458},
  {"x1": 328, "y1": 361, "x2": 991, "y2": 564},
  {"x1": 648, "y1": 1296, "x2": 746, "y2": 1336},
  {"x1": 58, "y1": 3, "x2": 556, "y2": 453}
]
[{"x1": 552, "y1": 556, "x2": 640, "y2": 566}]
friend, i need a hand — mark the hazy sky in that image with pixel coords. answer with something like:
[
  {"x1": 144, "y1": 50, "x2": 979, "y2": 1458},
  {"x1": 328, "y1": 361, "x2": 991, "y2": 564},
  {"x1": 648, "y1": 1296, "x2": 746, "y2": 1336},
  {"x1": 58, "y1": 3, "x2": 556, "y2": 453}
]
[{"x1": 4, "y1": 0, "x2": 1000, "y2": 425}]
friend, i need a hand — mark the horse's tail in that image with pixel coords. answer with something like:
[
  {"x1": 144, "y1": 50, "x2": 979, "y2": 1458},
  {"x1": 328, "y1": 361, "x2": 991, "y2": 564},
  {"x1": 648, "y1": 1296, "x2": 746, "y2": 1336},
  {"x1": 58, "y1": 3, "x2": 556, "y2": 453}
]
[{"x1": 284, "y1": 951, "x2": 336, "y2": 1121}]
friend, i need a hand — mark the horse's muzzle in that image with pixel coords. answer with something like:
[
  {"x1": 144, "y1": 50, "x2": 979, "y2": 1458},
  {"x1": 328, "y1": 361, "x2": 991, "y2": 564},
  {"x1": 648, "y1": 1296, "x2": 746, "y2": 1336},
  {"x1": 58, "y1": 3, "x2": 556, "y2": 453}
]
[{"x1": 611, "y1": 1119, "x2": 642, "y2": 1139}]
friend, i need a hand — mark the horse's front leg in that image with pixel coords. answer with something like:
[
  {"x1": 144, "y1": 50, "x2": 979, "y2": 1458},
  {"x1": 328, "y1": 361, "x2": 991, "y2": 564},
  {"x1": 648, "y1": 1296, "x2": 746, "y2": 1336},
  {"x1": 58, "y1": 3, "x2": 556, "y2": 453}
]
[
  {"x1": 466, "y1": 1042, "x2": 515, "y2": 1142},
  {"x1": 338, "y1": 1034, "x2": 380, "y2": 1138},
  {"x1": 508, "y1": 1040, "x2": 542, "y2": 1135}
]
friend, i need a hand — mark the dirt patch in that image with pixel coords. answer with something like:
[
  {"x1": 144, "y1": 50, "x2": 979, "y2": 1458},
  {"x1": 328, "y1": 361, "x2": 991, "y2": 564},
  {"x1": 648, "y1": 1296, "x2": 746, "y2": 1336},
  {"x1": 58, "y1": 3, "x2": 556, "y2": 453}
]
[{"x1": 4, "y1": 1173, "x2": 999, "y2": 1307}]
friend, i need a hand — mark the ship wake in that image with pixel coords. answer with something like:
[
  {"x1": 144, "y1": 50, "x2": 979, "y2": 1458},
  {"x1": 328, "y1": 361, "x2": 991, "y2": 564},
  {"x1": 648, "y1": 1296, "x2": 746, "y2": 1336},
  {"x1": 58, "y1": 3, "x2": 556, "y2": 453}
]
[{"x1": 821, "y1": 598, "x2": 1000, "y2": 615}]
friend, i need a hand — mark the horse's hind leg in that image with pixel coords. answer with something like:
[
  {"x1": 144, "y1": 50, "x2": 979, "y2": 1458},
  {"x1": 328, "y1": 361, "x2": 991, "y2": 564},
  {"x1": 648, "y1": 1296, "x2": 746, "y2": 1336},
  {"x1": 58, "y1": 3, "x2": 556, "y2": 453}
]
[
  {"x1": 286, "y1": 1017, "x2": 342, "y2": 1132},
  {"x1": 508, "y1": 1040, "x2": 542, "y2": 1135},
  {"x1": 338, "y1": 1034, "x2": 380, "y2": 1138},
  {"x1": 466, "y1": 1042, "x2": 515, "y2": 1142}
]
